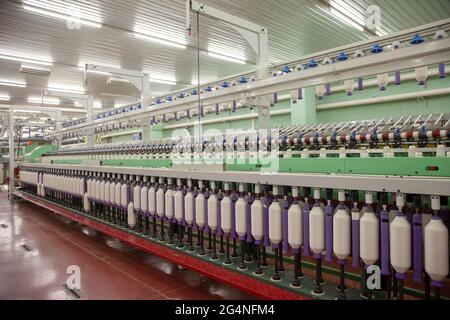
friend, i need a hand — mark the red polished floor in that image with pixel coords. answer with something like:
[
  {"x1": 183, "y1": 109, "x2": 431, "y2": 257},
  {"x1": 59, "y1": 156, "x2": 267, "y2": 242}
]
[{"x1": 0, "y1": 189, "x2": 258, "y2": 300}]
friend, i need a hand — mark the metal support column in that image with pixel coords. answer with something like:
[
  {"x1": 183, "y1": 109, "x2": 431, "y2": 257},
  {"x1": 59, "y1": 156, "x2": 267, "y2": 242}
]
[{"x1": 8, "y1": 106, "x2": 14, "y2": 199}]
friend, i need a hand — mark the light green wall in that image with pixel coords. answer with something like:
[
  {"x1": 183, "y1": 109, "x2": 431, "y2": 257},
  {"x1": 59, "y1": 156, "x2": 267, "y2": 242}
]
[{"x1": 291, "y1": 87, "x2": 316, "y2": 125}]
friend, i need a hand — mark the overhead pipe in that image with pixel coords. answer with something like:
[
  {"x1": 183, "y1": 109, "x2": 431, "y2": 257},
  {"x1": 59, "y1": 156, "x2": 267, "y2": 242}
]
[
  {"x1": 165, "y1": 87, "x2": 450, "y2": 129},
  {"x1": 164, "y1": 109, "x2": 291, "y2": 130},
  {"x1": 318, "y1": 88, "x2": 450, "y2": 110},
  {"x1": 330, "y1": 68, "x2": 447, "y2": 93}
]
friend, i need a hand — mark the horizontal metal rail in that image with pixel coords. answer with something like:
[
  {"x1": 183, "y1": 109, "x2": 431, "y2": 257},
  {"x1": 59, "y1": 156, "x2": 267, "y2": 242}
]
[{"x1": 20, "y1": 163, "x2": 450, "y2": 196}]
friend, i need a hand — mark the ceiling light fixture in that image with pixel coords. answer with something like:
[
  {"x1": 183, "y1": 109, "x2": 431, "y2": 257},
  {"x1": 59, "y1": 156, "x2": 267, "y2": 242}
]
[
  {"x1": 47, "y1": 86, "x2": 85, "y2": 94},
  {"x1": 20, "y1": 64, "x2": 51, "y2": 76},
  {"x1": 0, "y1": 81, "x2": 26, "y2": 88},
  {"x1": 376, "y1": 30, "x2": 388, "y2": 37},
  {"x1": 330, "y1": 8, "x2": 364, "y2": 32},
  {"x1": 106, "y1": 77, "x2": 132, "y2": 86},
  {"x1": 0, "y1": 53, "x2": 52, "y2": 66},
  {"x1": 191, "y1": 79, "x2": 211, "y2": 86},
  {"x1": 0, "y1": 95, "x2": 10, "y2": 101},
  {"x1": 100, "y1": 93, "x2": 133, "y2": 99},
  {"x1": 207, "y1": 52, "x2": 246, "y2": 64},
  {"x1": 148, "y1": 78, "x2": 177, "y2": 86},
  {"x1": 28, "y1": 97, "x2": 60, "y2": 105},
  {"x1": 0, "y1": 106, "x2": 85, "y2": 114},
  {"x1": 133, "y1": 32, "x2": 186, "y2": 49},
  {"x1": 330, "y1": 0, "x2": 365, "y2": 24},
  {"x1": 23, "y1": 3, "x2": 102, "y2": 28},
  {"x1": 14, "y1": 109, "x2": 42, "y2": 114}
]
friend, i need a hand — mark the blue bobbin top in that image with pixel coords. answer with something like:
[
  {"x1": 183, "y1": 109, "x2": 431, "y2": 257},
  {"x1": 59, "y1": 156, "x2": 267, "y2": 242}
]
[{"x1": 411, "y1": 33, "x2": 425, "y2": 44}]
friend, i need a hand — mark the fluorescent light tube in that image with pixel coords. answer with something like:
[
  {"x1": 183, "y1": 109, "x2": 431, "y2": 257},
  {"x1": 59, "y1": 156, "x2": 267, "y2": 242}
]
[
  {"x1": 106, "y1": 77, "x2": 132, "y2": 86},
  {"x1": 376, "y1": 30, "x2": 388, "y2": 37},
  {"x1": 207, "y1": 52, "x2": 246, "y2": 64},
  {"x1": 23, "y1": 5, "x2": 102, "y2": 28},
  {"x1": 20, "y1": 64, "x2": 51, "y2": 76},
  {"x1": 28, "y1": 97, "x2": 60, "y2": 105},
  {"x1": 0, "y1": 54, "x2": 52, "y2": 66},
  {"x1": 149, "y1": 78, "x2": 177, "y2": 85},
  {"x1": 14, "y1": 109, "x2": 41, "y2": 114},
  {"x1": 133, "y1": 32, "x2": 186, "y2": 49},
  {"x1": 0, "y1": 95, "x2": 10, "y2": 101},
  {"x1": 0, "y1": 81, "x2": 26, "y2": 88},
  {"x1": 48, "y1": 86, "x2": 85, "y2": 94},
  {"x1": 330, "y1": 8, "x2": 364, "y2": 32},
  {"x1": 330, "y1": 0, "x2": 365, "y2": 26}
]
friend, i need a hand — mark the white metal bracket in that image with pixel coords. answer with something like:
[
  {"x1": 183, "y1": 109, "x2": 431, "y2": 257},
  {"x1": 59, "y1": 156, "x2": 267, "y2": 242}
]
[
  {"x1": 187, "y1": 0, "x2": 269, "y2": 79},
  {"x1": 186, "y1": 0, "x2": 270, "y2": 129},
  {"x1": 82, "y1": 64, "x2": 152, "y2": 104},
  {"x1": 44, "y1": 89, "x2": 95, "y2": 147}
]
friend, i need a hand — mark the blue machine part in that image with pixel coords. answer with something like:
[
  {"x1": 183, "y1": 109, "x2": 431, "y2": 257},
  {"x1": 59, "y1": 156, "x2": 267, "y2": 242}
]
[
  {"x1": 337, "y1": 52, "x2": 348, "y2": 61},
  {"x1": 282, "y1": 66, "x2": 291, "y2": 74},
  {"x1": 239, "y1": 76, "x2": 248, "y2": 84},
  {"x1": 371, "y1": 44, "x2": 383, "y2": 53},
  {"x1": 307, "y1": 59, "x2": 318, "y2": 68},
  {"x1": 411, "y1": 33, "x2": 425, "y2": 44}
]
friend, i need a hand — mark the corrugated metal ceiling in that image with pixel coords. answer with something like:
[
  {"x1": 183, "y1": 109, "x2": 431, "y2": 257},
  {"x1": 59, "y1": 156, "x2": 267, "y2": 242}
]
[{"x1": 0, "y1": 0, "x2": 448, "y2": 118}]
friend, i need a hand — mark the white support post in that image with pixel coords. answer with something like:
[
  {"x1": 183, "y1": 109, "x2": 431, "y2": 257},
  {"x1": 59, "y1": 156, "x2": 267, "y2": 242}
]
[
  {"x1": 84, "y1": 64, "x2": 151, "y2": 106},
  {"x1": 141, "y1": 120, "x2": 151, "y2": 143},
  {"x1": 54, "y1": 110, "x2": 62, "y2": 150},
  {"x1": 187, "y1": 0, "x2": 270, "y2": 129},
  {"x1": 8, "y1": 107, "x2": 14, "y2": 199},
  {"x1": 44, "y1": 89, "x2": 96, "y2": 148},
  {"x1": 86, "y1": 96, "x2": 94, "y2": 147},
  {"x1": 256, "y1": 26, "x2": 269, "y2": 80},
  {"x1": 257, "y1": 95, "x2": 271, "y2": 130},
  {"x1": 141, "y1": 73, "x2": 152, "y2": 103}
]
